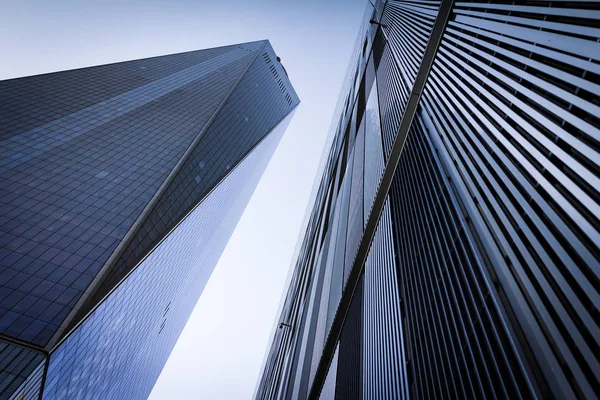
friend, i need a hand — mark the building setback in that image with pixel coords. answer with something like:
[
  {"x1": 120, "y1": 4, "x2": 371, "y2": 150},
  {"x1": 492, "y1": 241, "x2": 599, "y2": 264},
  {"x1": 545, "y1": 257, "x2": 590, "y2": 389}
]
[
  {"x1": 0, "y1": 40, "x2": 299, "y2": 400},
  {"x1": 255, "y1": 1, "x2": 599, "y2": 399}
]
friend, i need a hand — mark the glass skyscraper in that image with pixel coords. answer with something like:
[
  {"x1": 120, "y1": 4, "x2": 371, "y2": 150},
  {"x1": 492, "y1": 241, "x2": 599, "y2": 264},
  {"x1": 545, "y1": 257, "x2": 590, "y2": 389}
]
[
  {"x1": 0, "y1": 40, "x2": 299, "y2": 400},
  {"x1": 256, "y1": 1, "x2": 599, "y2": 399}
]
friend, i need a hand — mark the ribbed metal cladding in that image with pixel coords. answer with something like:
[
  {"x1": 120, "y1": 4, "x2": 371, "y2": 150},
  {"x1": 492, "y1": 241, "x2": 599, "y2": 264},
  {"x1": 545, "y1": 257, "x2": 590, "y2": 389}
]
[
  {"x1": 389, "y1": 115, "x2": 539, "y2": 398},
  {"x1": 405, "y1": 2, "x2": 600, "y2": 398},
  {"x1": 318, "y1": 344, "x2": 339, "y2": 400},
  {"x1": 344, "y1": 125, "x2": 365, "y2": 284},
  {"x1": 256, "y1": 1, "x2": 599, "y2": 399},
  {"x1": 334, "y1": 276, "x2": 363, "y2": 400},
  {"x1": 376, "y1": 0, "x2": 441, "y2": 158},
  {"x1": 363, "y1": 200, "x2": 408, "y2": 400},
  {"x1": 254, "y1": 2, "x2": 378, "y2": 394}
]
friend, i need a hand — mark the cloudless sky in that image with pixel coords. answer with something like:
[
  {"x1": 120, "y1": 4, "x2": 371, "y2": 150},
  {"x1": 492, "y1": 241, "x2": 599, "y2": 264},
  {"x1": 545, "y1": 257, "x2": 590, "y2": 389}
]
[{"x1": 0, "y1": 0, "x2": 367, "y2": 398}]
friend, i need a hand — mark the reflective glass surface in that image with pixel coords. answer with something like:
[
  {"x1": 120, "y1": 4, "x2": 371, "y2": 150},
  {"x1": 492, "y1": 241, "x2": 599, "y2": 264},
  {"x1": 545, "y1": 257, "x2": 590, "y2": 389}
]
[
  {"x1": 101, "y1": 43, "x2": 299, "y2": 297},
  {"x1": 0, "y1": 40, "x2": 299, "y2": 400},
  {"x1": 0, "y1": 340, "x2": 45, "y2": 399},
  {"x1": 0, "y1": 42, "x2": 264, "y2": 346},
  {"x1": 42, "y1": 111, "x2": 295, "y2": 400}
]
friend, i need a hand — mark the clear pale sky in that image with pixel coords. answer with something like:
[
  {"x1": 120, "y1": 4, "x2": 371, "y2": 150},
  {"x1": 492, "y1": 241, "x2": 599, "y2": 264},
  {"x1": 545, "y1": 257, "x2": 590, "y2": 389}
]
[{"x1": 0, "y1": 0, "x2": 366, "y2": 398}]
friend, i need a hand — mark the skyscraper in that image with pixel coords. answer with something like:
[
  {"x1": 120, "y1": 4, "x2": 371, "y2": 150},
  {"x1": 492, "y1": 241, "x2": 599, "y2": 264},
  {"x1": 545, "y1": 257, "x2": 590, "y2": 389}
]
[
  {"x1": 0, "y1": 40, "x2": 299, "y2": 400},
  {"x1": 256, "y1": 1, "x2": 599, "y2": 399}
]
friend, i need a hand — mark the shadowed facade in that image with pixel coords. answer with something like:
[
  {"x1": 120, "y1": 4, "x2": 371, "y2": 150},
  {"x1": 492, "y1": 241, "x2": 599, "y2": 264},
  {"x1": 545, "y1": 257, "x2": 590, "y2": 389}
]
[{"x1": 256, "y1": 1, "x2": 599, "y2": 399}]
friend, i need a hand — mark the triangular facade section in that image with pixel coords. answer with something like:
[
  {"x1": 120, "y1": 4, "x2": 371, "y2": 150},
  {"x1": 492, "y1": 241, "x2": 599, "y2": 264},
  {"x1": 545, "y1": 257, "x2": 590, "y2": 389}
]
[
  {"x1": 54, "y1": 40, "x2": 299, "y2": 344},
  {"x1": 40, "y1": 109, "x2": 297, "y2": 400},
  {"x1": 0, "y1": 42, "x2": 260, "y2": 347}
]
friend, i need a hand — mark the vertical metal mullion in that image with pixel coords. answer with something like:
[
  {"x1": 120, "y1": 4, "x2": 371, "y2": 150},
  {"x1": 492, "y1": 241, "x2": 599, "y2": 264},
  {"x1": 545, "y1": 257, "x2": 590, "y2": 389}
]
[
  {"x1": 308, "y1": 1, "x2": 456, "y2": 396},
  {"x1": 400, "y1": 139, "x2": 438, "y2": 398},
  {"x1": 409, "y1": 121, "x2": 459, "y2": 397}
]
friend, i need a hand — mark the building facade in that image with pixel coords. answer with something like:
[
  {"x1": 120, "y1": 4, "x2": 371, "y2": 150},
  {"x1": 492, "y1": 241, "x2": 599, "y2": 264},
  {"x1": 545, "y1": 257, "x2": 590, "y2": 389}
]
[
  {"x1": 256, "y1": 1, "x2": 599, "y2": 399},
  {"x1": 0, "y1": 40, "x2": 299, "y2": 400}
]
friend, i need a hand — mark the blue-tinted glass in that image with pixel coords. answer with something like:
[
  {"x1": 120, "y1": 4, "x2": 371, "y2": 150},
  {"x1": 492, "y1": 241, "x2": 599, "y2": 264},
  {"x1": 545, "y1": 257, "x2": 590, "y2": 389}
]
[
  {"x1": 1, "y1": 40, "x2": 298, "y2": 400},
  {"x1": 0, "y1": 41, "x2": 279, "y2": 347},
  {"x1": 0, "y1": 340, "x2": 45, "y2": 399},
  {"x1": 42, "y1": 112, "x2": 294, "y2": 400}
]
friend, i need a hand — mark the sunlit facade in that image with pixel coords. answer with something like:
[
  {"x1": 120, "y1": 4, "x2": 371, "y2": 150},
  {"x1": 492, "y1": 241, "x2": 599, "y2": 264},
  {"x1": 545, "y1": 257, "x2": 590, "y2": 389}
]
[
  {"x1": 0, "y1": 40, "x2": 298, "y2": 400},
  {"x1": 256, "y1": 1, "x2": 599, "y2": 399}
]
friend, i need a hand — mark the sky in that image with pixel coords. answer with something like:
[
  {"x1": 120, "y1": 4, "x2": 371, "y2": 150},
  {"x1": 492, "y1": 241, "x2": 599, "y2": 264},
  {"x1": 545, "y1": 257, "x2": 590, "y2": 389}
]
[{"x1": 0, "y1": 0, "x2": 367, "y2": 398}]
